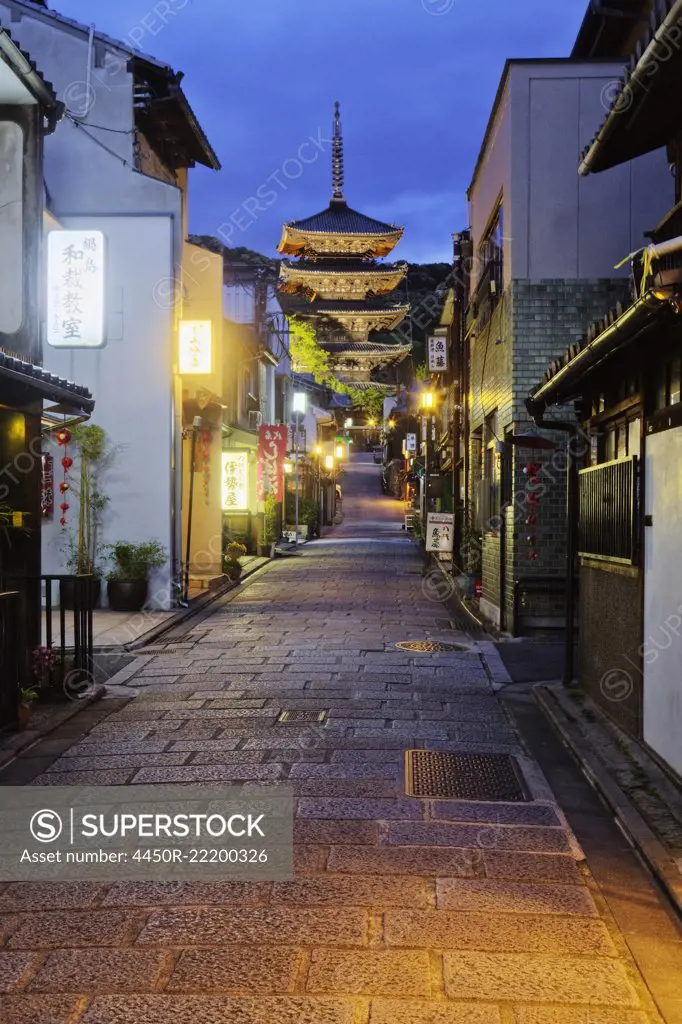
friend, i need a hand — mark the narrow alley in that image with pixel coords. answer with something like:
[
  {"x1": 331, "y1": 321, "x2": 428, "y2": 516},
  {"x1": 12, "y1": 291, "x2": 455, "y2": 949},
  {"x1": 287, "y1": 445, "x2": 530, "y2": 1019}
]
[{"x1": 1, "y1": 453, "x2": 681, "y2": 1024}]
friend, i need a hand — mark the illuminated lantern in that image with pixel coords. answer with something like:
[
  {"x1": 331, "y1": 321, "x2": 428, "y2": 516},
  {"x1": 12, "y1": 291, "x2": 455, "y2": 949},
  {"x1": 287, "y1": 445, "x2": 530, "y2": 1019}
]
[
  {"x1": 55, "y1": 428, "x2": 71, "y2": 446},
  {"x1": 61, "y1": 456, "x2": 73, "y2": 470}
]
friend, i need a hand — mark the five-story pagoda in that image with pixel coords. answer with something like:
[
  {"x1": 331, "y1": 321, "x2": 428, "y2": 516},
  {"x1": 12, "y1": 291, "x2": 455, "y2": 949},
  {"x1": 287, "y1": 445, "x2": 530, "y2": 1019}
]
[{"x1": 278, "y1": 103, "x2": 411, "y2": 383}]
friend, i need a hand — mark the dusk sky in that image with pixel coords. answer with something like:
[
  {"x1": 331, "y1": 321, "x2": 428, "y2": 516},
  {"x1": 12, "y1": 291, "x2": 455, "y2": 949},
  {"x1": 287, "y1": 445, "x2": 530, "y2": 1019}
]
[{"x1": 53, "y1": 0, "x2": 589, "y2": 263}]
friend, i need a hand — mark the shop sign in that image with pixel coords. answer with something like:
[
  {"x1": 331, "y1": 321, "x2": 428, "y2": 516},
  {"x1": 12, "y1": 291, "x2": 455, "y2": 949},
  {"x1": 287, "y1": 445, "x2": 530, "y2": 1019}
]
[
  {"x1": 47, "y1": 230, "x2": 105, "y2": 348},
  {"x1": 222, "y1": 450, "x2": 248, "y2": 511},
  {"x1": 425, "y1": 512, "x2": 454, "y2": 552},
  {"x1": 179, "y1": 320, "x2": 212, "y2": 374},
  {"x1": 427, "y1": 335, "x2": 448, "y2": 373},
  {"x1": 257, "y1": 425, "x2": 287, "y2": 502}
]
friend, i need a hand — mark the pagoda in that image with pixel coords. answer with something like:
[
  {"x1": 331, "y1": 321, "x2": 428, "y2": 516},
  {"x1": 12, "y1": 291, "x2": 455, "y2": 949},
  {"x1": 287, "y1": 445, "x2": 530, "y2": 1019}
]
[{"x1": 278, "y1": 103, "x2": 411, "y2": 383}]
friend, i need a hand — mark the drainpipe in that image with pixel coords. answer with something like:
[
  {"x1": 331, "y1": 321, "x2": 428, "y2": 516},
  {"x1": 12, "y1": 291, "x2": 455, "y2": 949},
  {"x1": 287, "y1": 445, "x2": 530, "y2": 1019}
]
[{"x1": 525, "y1": 398, "x2": 579, "y2": 686}]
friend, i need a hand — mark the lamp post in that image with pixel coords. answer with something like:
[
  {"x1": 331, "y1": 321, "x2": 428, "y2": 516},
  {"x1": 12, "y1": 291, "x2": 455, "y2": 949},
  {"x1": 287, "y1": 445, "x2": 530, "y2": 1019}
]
[
  {"x1": 324, "y1": 453, "x2": 335, "y2": 523},
  {"x1": 314, "y1": 444, "x2": 323, "y2": 530},
  {"x1": 421, "y1": 391, "x2": 435, "y2": 522},
  {"x1": 184, "y1": 415, "x2": 202, "y2": 604},
  {"x1": 292, "y1": 392, "x2": 306, "y2": 546}
]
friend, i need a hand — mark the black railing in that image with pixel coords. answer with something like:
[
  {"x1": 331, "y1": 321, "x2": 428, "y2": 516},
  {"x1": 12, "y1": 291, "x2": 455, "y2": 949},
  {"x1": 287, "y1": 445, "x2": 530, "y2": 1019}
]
[
  {"x1": 41, "y1": 576, "x2": 95, "y2": 693},
  {"x1": 578, "y1": 457, "x2": 638, "y2": 564},
  {"x1": 0, "y1": 591, "x2": 21, "y2": 731}
]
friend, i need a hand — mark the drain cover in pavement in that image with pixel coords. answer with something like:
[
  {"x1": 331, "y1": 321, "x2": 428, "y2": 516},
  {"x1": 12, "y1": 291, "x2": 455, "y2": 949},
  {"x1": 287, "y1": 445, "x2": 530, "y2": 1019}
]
[
  {"x1": 396, "y1": 641, "x2": 467, "y2": 653},
  {"x1": 405, "y1": 751, "x2": 529, "y2": 801},
  {"x1": 278, "y1": 710, "x2": 327, "y2": 724}
]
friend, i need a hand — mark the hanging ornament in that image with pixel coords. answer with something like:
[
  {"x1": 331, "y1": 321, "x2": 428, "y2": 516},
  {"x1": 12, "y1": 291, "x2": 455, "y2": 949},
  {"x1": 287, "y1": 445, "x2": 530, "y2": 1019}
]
[
  {"x1": 55, "y1": 428, "x2": 71, "y2": 447},
  {"x1": 524, "y1": 459, "x2": 543, "y2": 563},
  {"x1": 61, "y1": 456, "x2": 73, "y2": 470},
  {"x1": 200, "y1": 427, "x2": 212, "y2": 505},
  {"x1": 56, "y1": 423, "x2": 72, "y2": 528}
]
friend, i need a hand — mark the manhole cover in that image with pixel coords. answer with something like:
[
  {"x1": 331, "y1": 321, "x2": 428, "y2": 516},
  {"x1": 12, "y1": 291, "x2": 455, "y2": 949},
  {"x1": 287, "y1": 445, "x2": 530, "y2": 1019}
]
[
  {"x1": 278, "y1": 710, "x2": 327, "y2": 724},
  {"x1": 396, "y1": 641, "x2": 467, "y2": 653},
  {"x1": 405, "y1": 751, "x2": 529, "y2": 801}
]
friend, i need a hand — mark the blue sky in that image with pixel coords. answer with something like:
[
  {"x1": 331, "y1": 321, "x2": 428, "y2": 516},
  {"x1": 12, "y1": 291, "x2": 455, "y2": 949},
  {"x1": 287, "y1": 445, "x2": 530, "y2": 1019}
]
[{"x1": 51, "y1": 0, "x2": 588, "y2": 262}]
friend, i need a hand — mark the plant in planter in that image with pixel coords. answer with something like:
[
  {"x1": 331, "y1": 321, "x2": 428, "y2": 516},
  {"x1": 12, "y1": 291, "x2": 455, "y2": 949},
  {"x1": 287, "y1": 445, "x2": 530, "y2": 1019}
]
[
  {"x1": 32, "y1": 645, "x2": 56, "y2": 693},
  {"x1": 300, "y1": 498, "x2": 320, "y2": 540},
  {"x1": 60, "y1": 424, "x2": 111, "y2": 609},
  {"x1": 106, "y1": 540, "x2": 168, "y2": 612},
  {"x1": 18, "y1": 685, "x2": 39, "y2": 730},
  {"x1": 261, "y1": 495, "x2": 279, "y2": 554},
  {"x1": 222, "y1": 541, "x2": 247, "y2": 581}
]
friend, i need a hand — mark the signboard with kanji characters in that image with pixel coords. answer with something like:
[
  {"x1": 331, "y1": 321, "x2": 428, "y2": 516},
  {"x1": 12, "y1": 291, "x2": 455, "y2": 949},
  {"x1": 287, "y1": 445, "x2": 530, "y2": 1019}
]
[
  {"x1": 427, "y1": 335, "x2": 449, "y2": 373},
  {"x1": 41, "y1": 455, "x2": 54, "y2": 520},
  {"x1": 425, "y1": 512, "x2": 454, "y2": 552},
  {"x1": 179, "y1": 320, "x2": 212, "y2": 374},
  {"x1": 257, "y1": 425, "x2": 287, "y2": 502},
  {"x1": 221, "y1": 451, "x2": 249, "y2": 511},
  {"x1": 405, "y1": 433, "x2": 417, "y2": 452},
  {"x1": 47, "y1": 230, "x2": 105, "y2": 348}
]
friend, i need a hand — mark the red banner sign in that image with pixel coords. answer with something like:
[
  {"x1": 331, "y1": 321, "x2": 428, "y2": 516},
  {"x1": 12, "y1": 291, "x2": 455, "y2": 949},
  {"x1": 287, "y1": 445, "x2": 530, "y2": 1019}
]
[{"x1": 257, "y1": 425, "x2": 287, "y2": 502}]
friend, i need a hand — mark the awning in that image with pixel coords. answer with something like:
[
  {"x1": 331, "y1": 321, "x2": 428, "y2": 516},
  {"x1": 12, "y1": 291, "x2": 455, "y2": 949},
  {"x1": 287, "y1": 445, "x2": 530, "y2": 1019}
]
[
  {"x1": 0, "y1": 350, "x2": 94, "y2": 416},
  {"x1": 579, "y1": 0, "x2": 682, "y2": 175},
  {"x1": 529, "y1": 293, "x2": 675, "y2": 409}
]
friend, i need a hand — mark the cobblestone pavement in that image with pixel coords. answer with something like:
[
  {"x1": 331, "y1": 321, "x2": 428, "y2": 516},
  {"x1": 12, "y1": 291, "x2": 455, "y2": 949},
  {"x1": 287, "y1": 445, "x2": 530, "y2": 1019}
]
[{"x1": 0, "y1": 455, "x2": 678, "y2": 1022}]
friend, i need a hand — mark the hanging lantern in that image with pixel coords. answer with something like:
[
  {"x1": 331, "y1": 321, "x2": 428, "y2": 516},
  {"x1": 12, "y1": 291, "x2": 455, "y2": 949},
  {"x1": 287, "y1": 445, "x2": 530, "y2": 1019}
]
[
  {"x1": 61, "y1": 456, "x2": 73, "y2": 470},
  {"x1": 55, "y1": 428, "x2": 71, "y2": 447}
]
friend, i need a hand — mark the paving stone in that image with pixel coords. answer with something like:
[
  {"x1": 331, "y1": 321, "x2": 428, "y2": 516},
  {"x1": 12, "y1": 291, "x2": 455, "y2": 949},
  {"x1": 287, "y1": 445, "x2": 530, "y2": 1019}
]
[
  {"x1": 0, "y1": 952, "x2": 35, "y2": 993},
  {"x1": 327, "y1": 845, "x2": 482, "y2": 878},
  {"x1": 81, "y1": 995, "x2": 355, "y2": 1023},
  {"x1": 483, "y1": 851, "x2": 582, "y2": 885},
  {"x1": 0, "y1": 995, "x2": 83, "y2": 1023},
  {"x1": 168, "y1": 739, "x2": 248, "y2": 752},
  {"x1": 29, "y1": 770, "x2": 135, "y2": 786},
  {"x1": 166, "y1": 946, "x2": 301, "y2": 994},
  {"x1": 436, "y1": 879, "x2": 598, "y2": 916},
  {"x1": 102, "y1": 881, "x2": 271, "y2": 907},
  {"x1": 9, "y1": 910, "x2": 136, "y2": 949},
  {"x1": 63, "y1": 740, "x2": 173, "y2": 755},
  {"x1": 370, "y1": 1001, "x2": 502, "y2": 1024},
  {"x1": 429, "y1": 803, "x2": 561, "y2": 827},
  {"x1": 45, "y1": 753, "x2": 190, "y2": 771},
  {"x1": 185, "y1": 751, "x2": 267, "y2": 764},
  {"x1": 0, "y1": 915, "x2": 18, "y2": 943},
  {"x1": 273, "y1": 875, "x2": 427, "y2": 908},
  {"x1": 298, "y1": 799, "x2": 421, "y2": 821},
  {"x1": 289, "y1": 764, "x2": 399, "y2": 780},
  {"x1": 513, "y1": 1009, "x2": 651, "y2": 1024},
  {"x1": 386, "y1": 910, "x2": 615, "y2": 954},
  {"x1": 0, "y1": 882, "x2": 106, "y2": 912},
  {"x1": 387, "y1": 822, "x2": 571, "y2": 853},
  {"x1": 443, "y1": 953, "x2": 639, "y2": 1006},
  {"x1": 294, "y1": 820, "x2": 384, "y2": 846},
  {"x1": 202, "y1": 699, "x2": 267, "y2": 709},
  {"x1": 136, "y1": 907, "x2": 367, "y2": 946},
  {"x1": 330, "y1": 750, "x2": 404, "y2": 763},
  {"x1": 294, "y1": 846, "x2": 327, "y2": 876},
  {"x1": 28, "y1": 949, "x2": 166, "y2": 993},
  {"x1": 130, "y1": 764, "x2": 283, "y2": 783},
  {"x1": 307, "y1": 950, "x2": 431, "y2": 996}
]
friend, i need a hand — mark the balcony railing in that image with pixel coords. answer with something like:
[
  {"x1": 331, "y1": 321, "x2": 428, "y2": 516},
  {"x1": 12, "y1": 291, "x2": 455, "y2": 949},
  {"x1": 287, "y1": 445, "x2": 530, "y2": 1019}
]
[
  {"x1": 578, "y1": 456, "x2": 638, "y2": 564},
  {"x1": 0, "y1": 590, "x2": 21, "y2": 732}
]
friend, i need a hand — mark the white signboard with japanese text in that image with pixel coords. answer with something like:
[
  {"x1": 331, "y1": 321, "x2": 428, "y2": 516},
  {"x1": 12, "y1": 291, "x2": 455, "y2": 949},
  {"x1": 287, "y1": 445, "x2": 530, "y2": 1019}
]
[
  {"x1": 179, "y1": 320, "x2": 212, "y2": 374},
  {"x1": 406, "y1": 433, "x2": 417, "y2": 452},
  {"x1": 47, "y1": 230, "x2": 105, "y2": 348},
  {"x1": 425, "y1": 512, "x2": 454, "y2": 553},
  {"x1": 222, "y1": 451, "x2": 249, "y2": 511},
  {"x1": 427, "y1": 335, "x2": 449, "y2": 373}
]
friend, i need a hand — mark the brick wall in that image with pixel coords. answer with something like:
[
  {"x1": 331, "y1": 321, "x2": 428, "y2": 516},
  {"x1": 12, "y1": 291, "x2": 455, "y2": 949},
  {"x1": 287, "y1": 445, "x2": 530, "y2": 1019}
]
[{"x1": 468, "y1": 277, "x2": 632, "y2": 634}]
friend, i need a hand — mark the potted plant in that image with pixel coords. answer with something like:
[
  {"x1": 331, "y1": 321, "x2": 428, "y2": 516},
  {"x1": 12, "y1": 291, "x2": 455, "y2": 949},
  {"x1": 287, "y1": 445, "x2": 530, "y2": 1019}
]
[
  {"x1": 300, "y1": 498, "x2": 320, "y2": 540},
  {"x1": 60, "y1": 424, "x2": 111, "y2": 609},
  {"x1": 260, "y1": 495, "x2": 279, "y2": 556},
  {"x1": 18, "y1": 685, "x2": 39, "y2": 730},
  {"x1": 106, "y1": 540, "x2": 167, "y2": 612},
  {"x1": 222, "y1": 541, "x2": 247, "y2": 581},
  {"x1": 32, "y1": 645, "x2": 56, "y2": 694}
]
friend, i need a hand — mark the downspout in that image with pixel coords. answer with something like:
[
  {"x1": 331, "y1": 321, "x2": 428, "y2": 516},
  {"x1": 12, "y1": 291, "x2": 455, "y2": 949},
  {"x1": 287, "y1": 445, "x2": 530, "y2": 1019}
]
[{"x1": 525, "y1": 398, "x2": 579, "y2": 686}]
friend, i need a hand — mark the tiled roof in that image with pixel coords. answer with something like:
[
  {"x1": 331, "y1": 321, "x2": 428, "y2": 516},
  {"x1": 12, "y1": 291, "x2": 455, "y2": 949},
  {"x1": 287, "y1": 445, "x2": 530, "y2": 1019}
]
[
  {"x1": 0, "y1": 24, "x2": 58, "y2": 110},
  {"x1": 324, "y1": 341, "x2": 411, "y2": 354},
  {"x1": 298, "y1": 300, "x2": 410, "y2": 315},
  {"x1": 287, "y1": 200, "x2": 401, "y2": 237},
  {"x1": 281, "y1": 259, "x2": 407, "y2": 275},
  {"x1": 0, "y1": 350, "x2": 94, "y2": 410}
]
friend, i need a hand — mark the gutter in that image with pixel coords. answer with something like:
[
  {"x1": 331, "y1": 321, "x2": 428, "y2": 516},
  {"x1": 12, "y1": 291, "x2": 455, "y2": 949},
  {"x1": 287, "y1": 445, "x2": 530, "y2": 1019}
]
[
  {"x1": 579, "y1": 0, "x2": 682, "y2": 175},
  {"x1": 530, "y1": 292, "x2": 667, "y2": 407}
]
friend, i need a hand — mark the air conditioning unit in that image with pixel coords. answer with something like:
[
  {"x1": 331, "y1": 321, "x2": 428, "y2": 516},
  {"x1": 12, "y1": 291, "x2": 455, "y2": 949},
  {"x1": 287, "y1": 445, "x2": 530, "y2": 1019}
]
[{"x1": 248, "y1": 411, "x2": 262, "y2": 430}]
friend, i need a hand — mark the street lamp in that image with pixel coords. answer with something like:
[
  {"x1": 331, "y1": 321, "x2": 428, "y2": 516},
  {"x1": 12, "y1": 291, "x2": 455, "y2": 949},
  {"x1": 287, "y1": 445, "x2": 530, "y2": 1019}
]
[
  {"x1": 344, "y1": 417, "x2": 353, "y2": 429},
  {"x1": 420, "y1": 392, "x2": 436, "y2": 521},
  {"x1": 335, "y1": 443, "x2": 344, "y2": 460},
  {"x1": 421, "y1": 391, "x2": 434, "y2": 409},
  {"x1": 324, "y1": 454, "x2": 334, "y2": 471},
  {"x1": 387, "y1": 418, "x2": 396, "y2": 430},
  {"x1": 292, "y1": 392, "x2": 306, "y2": 546}
]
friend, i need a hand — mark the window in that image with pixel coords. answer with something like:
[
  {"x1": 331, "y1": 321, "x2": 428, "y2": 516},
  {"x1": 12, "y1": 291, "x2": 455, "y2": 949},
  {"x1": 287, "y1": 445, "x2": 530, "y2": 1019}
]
[
  {"x1": 654, "y1": 355, "x2": 682, "y2": 410},
  {"x1": 0, "y1": 122, "x2": 23, "y2": 335},
  {"x1": 478, "y1": 202, "x2": 504, "y2": 300}
]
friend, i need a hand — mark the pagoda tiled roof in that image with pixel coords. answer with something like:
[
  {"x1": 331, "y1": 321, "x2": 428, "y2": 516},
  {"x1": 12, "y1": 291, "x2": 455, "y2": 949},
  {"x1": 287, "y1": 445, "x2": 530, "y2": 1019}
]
[
  {"x1": 324, "y1": 341, "x2": 411, "y2": 354},
  {"x1": 297, "y1": 300, "x2": 410, "y2": 316},
  {"x1": 281, "y1": 259, "x2": 407, "y2": 275},
  {"x1": 286, "y1": 200, "x2": 401, "y2": 237}
]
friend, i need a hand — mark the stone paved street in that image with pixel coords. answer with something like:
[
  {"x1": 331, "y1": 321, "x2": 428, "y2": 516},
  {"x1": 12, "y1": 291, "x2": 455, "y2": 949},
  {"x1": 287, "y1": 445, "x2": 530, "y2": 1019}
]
[{"x1": 1, "y1": 454, "x2": 681, "y2": 1023}]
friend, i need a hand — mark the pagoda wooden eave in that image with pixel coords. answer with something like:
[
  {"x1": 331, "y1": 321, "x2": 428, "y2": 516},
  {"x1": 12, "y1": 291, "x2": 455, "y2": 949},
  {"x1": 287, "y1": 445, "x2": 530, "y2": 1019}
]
[
  {"x1": 278, "y1": 224, "x2": 404, "y2": 259},
  {"x1": 279, "y1": 260, "x2": 407, "y2": 298}
]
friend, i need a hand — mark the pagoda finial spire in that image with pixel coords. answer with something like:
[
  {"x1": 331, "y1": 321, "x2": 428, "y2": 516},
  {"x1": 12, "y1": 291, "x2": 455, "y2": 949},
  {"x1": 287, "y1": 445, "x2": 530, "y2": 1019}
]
[{"x1": 331, "y1": 100, "x2": 345, "y2": 202}]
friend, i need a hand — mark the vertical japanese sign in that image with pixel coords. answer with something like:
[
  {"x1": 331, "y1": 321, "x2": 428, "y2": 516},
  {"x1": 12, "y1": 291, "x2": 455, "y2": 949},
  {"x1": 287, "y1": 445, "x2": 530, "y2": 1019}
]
[
  {"x1": 257, "y1": 425, "x2": 287, "y2": 502},
  {"x1": 427, "y1": 335, "x2": 449, "y2": 373},
  {"x1": 405, "y1": 433, "x2": 417, "y2": 453},
  {"x1": 425, "y1": 512, "x2": 454, "y2": 553},
  {"x1": 41, "y1": 455, "x2": 54, "y2": 520},
  {"x1": 221, "y1": 451, "x2": 249, "y2": 511},
  {"x1": 179, "y1": 321, "x2": 212, "y2": 374},
  {"x1": 47, "y1": 230, "x2": 105, "y2": 348}
]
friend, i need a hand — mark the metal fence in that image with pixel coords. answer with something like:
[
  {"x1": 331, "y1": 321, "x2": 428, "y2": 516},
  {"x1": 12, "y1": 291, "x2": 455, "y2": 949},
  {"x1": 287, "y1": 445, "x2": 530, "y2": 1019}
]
[
  {"x1": 0, "y1": 590, "x2": 21, "y2": 731},
  {"x1": 42, "y1": 575, "x2": 95, "y2": 693},
  {"x1": 578, "y1": 456, "x2": 638, "y2": 564}
]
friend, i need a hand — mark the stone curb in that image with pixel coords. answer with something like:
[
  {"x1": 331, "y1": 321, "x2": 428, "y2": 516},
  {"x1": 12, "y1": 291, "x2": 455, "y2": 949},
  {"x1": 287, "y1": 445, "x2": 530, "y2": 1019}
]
[
  {"x1": 0, "y1": 682, "x2": 106, "y2": 770},
  {"x1": 534, "y1": 683, "x2": 682, "y2": 921},
  {"x1": 125, "y1": 557, "x2": 273, "y2": 651}
]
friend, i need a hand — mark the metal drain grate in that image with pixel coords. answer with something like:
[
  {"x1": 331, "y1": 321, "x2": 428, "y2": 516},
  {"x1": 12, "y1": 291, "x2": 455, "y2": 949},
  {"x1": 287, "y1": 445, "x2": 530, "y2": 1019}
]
[
  {"x1": 278, "y1": 710, "x2": 327, "y2": 724},
  {"x1": 405, "y1": 751, "x2": 529, "y2": 801},
  {"x1": 396, "y1": 640, "x2": 468, "y2": 653}
]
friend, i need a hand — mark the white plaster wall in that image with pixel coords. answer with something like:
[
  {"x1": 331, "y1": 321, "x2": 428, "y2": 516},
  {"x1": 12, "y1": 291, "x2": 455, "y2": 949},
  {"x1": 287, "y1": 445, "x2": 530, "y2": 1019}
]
[
  {"x1": 42, "y1": 215, "x2": 175, "y2": 608},
  {"x1": 468, "y1": 90, "x2": 511, "y2": 292}
]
